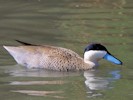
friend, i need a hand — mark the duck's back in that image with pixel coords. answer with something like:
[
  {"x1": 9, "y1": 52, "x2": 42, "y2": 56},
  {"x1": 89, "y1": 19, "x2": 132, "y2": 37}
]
[{"x1": 4, "y1": 45, "x2": 88, "y2": 71}]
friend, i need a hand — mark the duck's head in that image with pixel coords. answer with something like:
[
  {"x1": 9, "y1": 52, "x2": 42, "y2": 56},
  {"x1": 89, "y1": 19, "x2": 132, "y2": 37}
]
[{"x1": 84, "y1": 43, "x2": 122, "y2": 67}]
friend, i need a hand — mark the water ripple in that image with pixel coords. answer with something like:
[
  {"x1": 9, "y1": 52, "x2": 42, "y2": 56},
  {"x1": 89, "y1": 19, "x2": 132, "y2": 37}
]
[
  {"x1": 10, "y1": 80, "x2": 66, "y2": 85},
  {"x1": 11, "y1": 90, "x2": 65, "y2": 98}
]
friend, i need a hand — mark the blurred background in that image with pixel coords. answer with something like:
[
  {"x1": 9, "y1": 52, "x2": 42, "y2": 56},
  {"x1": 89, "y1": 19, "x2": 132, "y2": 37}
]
[{"x1": 0, "y1": 0, "x2": 133, "y2": 100}]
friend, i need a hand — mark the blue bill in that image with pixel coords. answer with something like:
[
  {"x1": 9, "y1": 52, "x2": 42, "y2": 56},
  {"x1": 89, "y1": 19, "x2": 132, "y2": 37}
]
[{"x1": 103, "y1": 53, "x2": 122, "y2": 65}]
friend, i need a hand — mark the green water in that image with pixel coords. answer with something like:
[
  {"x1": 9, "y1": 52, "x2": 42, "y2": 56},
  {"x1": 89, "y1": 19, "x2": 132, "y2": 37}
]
[{"x1": 0, "y1": 0, "x2": 133, "y2": 100}]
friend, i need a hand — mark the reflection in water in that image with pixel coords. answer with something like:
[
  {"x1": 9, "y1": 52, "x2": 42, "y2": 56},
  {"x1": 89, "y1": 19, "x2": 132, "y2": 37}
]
[
  {"x1": 4, "y1": 65, "x2": 121, "y2": 98},
  {"x1": 6, "y1": 65, "x2": 81, "y2": 77},
  {"x1": 4, "y1": 65, "x2": 80, "y2": 98},
  {"x1": 11, "y1": 90, "x2": 64, "y2": 98},
  {"x1": 84, "y1": 70, "x2": 121, "y2": 97},
  {"x1": 84, "y1": 70, "x2": 121, "y2": 90},
  {"x1": 10, "y1": 79, "x2": 66, "y2": 98},
  {"x1": 10, "y1": 80, "x2": 66, "y2": 85}
]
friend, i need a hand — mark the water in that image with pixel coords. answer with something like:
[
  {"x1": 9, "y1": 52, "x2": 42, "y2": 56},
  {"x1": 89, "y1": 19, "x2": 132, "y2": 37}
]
[{"x1": 0, "y1": 0, "x2": 133, "y2": 100}]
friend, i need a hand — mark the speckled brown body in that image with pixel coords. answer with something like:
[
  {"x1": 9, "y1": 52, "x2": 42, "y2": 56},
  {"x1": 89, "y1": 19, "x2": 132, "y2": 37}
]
[{"x1": 4, "y1": 45, "x2": 92, "y2": 71}]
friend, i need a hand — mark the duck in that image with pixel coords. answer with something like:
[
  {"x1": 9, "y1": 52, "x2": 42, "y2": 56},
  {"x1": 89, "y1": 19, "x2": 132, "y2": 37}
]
[{"x1": 3, "y1": 40, "x2": 122, "y2": 71}]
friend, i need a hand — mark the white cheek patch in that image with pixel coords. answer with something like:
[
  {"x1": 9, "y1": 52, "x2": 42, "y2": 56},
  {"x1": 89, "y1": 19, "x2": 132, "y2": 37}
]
[{"x1": 84, "y1": 50, "x2": 107, "y2": 60}]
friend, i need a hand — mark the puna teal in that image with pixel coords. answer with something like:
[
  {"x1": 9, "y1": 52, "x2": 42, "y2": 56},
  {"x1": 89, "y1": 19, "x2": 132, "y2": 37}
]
[{"x1": 3, "y1": 40, "x2": 122, "y2": 71}]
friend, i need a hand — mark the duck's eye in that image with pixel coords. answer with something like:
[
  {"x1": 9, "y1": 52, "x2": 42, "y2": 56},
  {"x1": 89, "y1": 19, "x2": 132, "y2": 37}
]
[{"x1": 97, "y1": 47, "x2": 100, "y2": 50}]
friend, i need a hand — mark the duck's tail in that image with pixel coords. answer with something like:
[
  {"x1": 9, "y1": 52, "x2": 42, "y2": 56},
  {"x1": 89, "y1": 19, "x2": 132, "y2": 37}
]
[{"x1": 15, "y1": 40, "x2": 36, "y2": 46}]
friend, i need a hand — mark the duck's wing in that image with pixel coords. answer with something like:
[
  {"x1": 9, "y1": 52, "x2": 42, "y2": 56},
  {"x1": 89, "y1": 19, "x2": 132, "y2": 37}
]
[{"x1": 15, "y1": 40, "x2": 81, "y2": 57}]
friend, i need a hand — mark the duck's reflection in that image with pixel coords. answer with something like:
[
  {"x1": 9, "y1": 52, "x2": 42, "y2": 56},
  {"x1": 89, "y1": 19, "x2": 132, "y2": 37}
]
[
  {"x1": 4, "y1": 65, "x2": 81, "y2": 98},
  {"x1": 4, "y1": 65, "x2": 121, "y2": 98},
  {"x1": 6, "y1": 65, "x2": 81, "y2": 77},
  {"x1": 84, "y1": 70, "x2": 121, "y2": 90}
]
